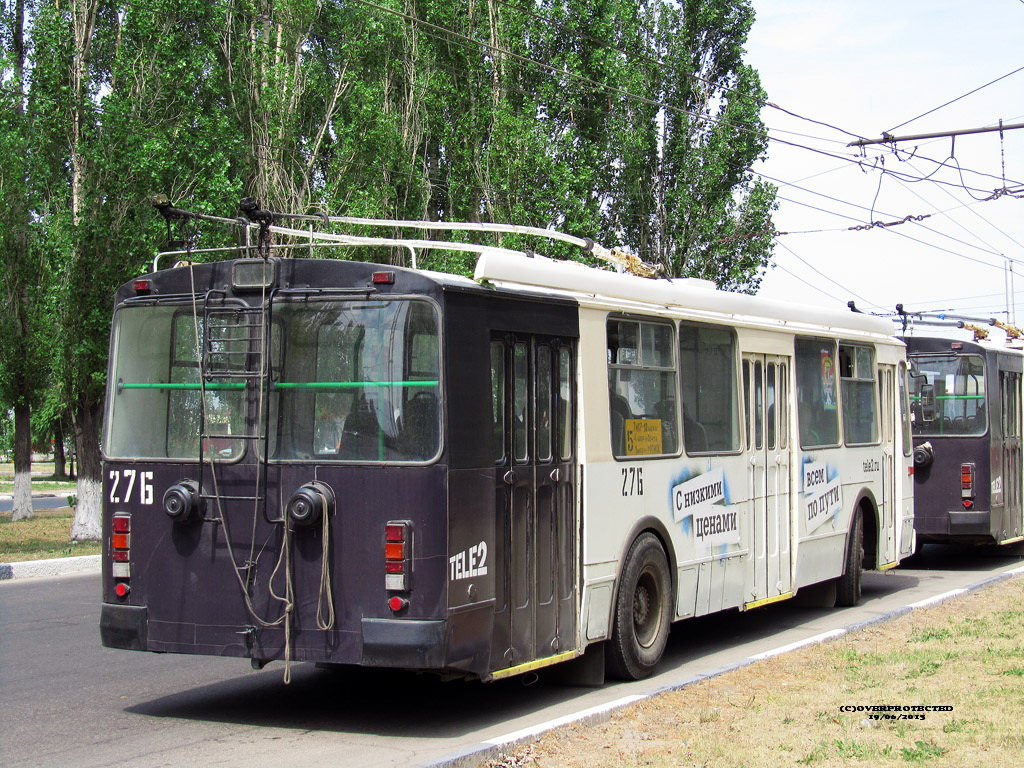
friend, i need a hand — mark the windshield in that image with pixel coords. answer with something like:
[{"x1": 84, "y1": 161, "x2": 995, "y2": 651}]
[
  {"x1": 105, "y1": 297, "x2": 441, "y2": 463},
  {"x1": 908, "y1": 354, "x2": 986, "y2": 437}
]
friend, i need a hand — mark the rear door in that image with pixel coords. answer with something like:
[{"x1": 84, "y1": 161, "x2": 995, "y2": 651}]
[
  {"x1": 1000, "y1": 368, "x2": 1023, "y2": 542},
  {"x1": 491, "y1": 334, "x2": 577, "y2": 670}
]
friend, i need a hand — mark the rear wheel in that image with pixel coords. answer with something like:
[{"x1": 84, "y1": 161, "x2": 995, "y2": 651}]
[
  {"x1": 836, "y1": 511, "x2": 864, "y2": 607},
  {"x1": 607, "y1": 532, "x2": 671, "y2": 680}
]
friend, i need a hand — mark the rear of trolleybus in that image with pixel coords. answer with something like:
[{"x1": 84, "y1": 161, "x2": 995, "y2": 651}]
[
  {"x1": 99, "y1": 256, "x2": 491, "y2": 675},
  {"x1": 905, "y1": 336, "x2": 1024, "y2": 546},
  {"x1": 99, "y1": 249, "x2": 586, "y2": 681}
]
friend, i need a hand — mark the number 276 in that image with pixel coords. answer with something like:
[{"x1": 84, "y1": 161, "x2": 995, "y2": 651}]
[
  {"x1": 621, "y1": 467, "x2": 643, "y2": 496},
  {"x1": 108, "y1": 469, "x2": 154, "y2": 505}
]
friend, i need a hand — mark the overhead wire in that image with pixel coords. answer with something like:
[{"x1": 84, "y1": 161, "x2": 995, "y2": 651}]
[{"x1": 886, "y1": 64, "x2": 1024, "y2": 134}]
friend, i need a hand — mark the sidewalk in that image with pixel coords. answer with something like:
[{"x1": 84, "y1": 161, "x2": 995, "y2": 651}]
[
  {"x1": 0, "y1": 554, "x2": 101, "y2": 581},
  {"x1": 0, "y1": 489, "x2": 100, "y2": 581}
]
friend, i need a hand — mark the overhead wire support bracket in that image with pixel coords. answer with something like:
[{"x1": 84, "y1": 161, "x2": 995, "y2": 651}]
[{"x1": 847, "y1": 121, "x2": 1024, "y2": 148}]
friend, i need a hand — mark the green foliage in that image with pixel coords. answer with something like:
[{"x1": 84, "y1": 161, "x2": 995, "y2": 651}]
[{"x1": 5, "y1": 0, "x2": 775, "y2": 473}]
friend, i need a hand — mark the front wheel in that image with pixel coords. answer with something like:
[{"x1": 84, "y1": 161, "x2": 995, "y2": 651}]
[{"x1": 607, "y1": 532, "x2": 672, "y2": 680}]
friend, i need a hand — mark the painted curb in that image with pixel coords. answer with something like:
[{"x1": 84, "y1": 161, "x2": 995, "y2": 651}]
[
  {"x1": 0, "y1": 554, "x2": 101, "y2": 581},
  {"x1": 423, "y1": 563, "x2": 1024, "y2": 768}
]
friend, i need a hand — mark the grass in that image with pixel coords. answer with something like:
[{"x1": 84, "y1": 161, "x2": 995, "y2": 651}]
[
  {"x1": 0, "y1": 509, "x2": 101, "y2": 562},
  {"x1": 488, "y1": 575, "x2": 1024, "y2": 768},
  {"x1": 0, "y1": 465, "x2": 77, "y2": 495}
]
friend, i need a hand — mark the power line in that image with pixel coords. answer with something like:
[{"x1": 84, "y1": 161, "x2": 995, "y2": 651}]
[
  {"x1": 773, "y1": 239, "x2": 875, "y2": 307},
  {"x1": 886, "y1": 64, "x2": 1024, "y2": 133}
]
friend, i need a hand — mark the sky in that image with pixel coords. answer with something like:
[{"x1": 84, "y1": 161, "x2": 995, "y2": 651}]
[{"x1": 745, "y1": 0, "x2": 1024, "y2": 335}]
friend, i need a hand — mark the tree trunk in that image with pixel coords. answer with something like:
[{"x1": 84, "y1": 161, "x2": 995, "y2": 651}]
[
  {"x1": 70, "y1": 397, "x2": 103, "y2": 541},
  {"x1": 11, "y1": 400, "x2": 33, "y2": 522},
  {"x1": 53, "y1": 421, "x2": 68, "y2": 479}
]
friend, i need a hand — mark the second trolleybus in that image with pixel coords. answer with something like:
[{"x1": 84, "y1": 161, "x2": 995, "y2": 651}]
[
  {"x1": 904, "y1": 330, "x2": 1023, "y2": 546},
  {"x1": 100, "y1": 215, "x2": 915, "y2": 682}
]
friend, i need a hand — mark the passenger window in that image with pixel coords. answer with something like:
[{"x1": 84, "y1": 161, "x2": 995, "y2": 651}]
[
  {"x1": 680, "y1": 323, "x2": 740, "y2": 453},
  {"x1": 607, "y1": 317, "x2": 678, "y2": 458},
  {"x1": 839, "y1": 344, "x2": 879, "y2": 445},
  {"x1": 796, "y1": 338, "x2": 841, "y2": 448}
]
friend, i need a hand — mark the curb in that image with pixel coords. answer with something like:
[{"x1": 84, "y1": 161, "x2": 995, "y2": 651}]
[
  {"x1": 424, "y1": 563, "x2": 1024, "y2": 768},
  {"x1": 0, "y1": 554, "x2": 101, "y2": 581}
]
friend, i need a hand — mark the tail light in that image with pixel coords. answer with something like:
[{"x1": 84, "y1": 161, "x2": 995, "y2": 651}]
[
  {"x1": 384, "y1": 521, "x2": 412, "y2": 596},
  {"x1": 111, "y1": 513, "x2": 132, "y2": 593},
  {"x1": 961, "y1": 463, "x2": 975, "y2": 508}
]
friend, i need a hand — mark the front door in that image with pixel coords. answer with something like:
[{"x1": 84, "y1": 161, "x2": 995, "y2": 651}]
[
  {"x1": 743, "y1": 354, "x2": 792, "y2": 603},
  {"x1": 491, "y1": 335, "x2": 577, "y2": 670}
]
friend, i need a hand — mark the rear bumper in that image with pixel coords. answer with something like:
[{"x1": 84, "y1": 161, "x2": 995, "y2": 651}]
[
  {"x1": 916, "y1": 509, "x2": 993, "y2": 542},
  {"x1": 100, "y1": 603, "x2": 148, "y2": 651},
  {"x1": 100, "y1": 602, "x2": 494, "y2": 677},
  {"x1": 360, "y1": 618, "x2": 448, "y2": 668}
]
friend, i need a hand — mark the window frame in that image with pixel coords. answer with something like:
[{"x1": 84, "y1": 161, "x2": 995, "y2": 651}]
[
  {"x1": 795, "y1": 336, "x2": 842, "y2": 450},
  {"x1": 607, "y1": 314, "x2": 680, "y2": 460},
  {"x1": 839, "y1": 342, "x2": 880, "y2": 447},
  {"x1": 678, "y1": 322, "x2": 742, "y2": 456}
]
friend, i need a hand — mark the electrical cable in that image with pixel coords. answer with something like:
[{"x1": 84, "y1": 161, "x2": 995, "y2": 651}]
[{"x1": 886, "y1": 64, "x2": 1024, "y2": 134}]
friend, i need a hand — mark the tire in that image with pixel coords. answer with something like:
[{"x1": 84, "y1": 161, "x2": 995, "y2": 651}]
[
  {"x1": 835, "y1": 510, "x2": 864, "y2": 607},
  {"x1": 606, "y1": 532, "x2": 672, "y2": 680}
]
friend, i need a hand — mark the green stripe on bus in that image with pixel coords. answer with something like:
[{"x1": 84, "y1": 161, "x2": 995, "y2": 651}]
[{"x1": 120, "y1": 380, "x2": 439, "y2": 391}]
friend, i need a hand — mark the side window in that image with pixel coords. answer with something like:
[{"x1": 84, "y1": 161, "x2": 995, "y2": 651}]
[
  {"x1": 1003, "y1": 370, "x2": 1022, "y2": 439},
  {"x1": 536, "y1": 345, "x2": 553, "y2": 462},
  {"x1": 840, "y1": 344, "x2": 878, "y2": 445},
  {"x1": 796, "y1": 338, "x2": 840, "y2": 448},
  {"x1": 679, "y1": 323, "x2": 740, "y2": 454},
  {"x1": 491, "y1": 342, "x2": 506, "y2": 463},
  {"x1": 607, "y1": 317, "x2": 678, "y2": 458},
  {"x1": 557, "y1": 346, "x2": 573, "y2": 461},
  {"x1": 899, "y1": 361, "x2": 912, "y2": 456},
  {"x1": 513, "y1": 343, "x2": 529, "y2": 463}
]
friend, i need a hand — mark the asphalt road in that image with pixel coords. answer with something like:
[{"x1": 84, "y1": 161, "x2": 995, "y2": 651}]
[
  {"x1": 0, "y1": 495, "x2": 73, "y2": 514},
  {"x1": 1, "y1": 545, "x2": 1021, "y2": 768}
]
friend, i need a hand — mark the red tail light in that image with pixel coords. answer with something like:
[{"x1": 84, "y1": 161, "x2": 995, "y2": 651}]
[
  {"x1": 961, "y1": 464, "x2": 974, "y2": 494},
  {"x1": 110, "y1": 513, "x2": 132, "y2": 594},
  {"x1": 384, "y1": 521, "x2": 411, "y2": 595},
  {"x1": 961, "y1": 463, "x2": 975, "y2": 508}
]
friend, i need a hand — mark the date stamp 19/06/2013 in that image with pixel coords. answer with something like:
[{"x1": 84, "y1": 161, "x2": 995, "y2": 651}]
[{"x1": 839, "y1": 705, "x2": 954, "y2": 721}]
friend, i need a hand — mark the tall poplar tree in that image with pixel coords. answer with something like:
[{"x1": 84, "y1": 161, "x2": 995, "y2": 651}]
[{"x1": 10, "y1": 0, "x2": 775, "y2": 540}]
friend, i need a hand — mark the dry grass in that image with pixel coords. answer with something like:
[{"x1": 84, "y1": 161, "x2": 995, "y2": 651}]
[
  {"x1": 0, "y1": 509, "x2": 101, "y2": 562},
  {"x1": 487, "y1": 575, "x2": 1024, "y2": 768}
]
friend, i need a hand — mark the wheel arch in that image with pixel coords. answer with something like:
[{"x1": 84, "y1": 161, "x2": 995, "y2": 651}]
[
  {"x1": 849, "y1": 487, "x2": 879, "y2": 570},
  {"x1": 612, "y1": 515, "x2": 678, "y2": 618}
]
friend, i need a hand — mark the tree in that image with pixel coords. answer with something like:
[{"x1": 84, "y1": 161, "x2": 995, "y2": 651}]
[
  {"x1": 9, "y1": 0, "x2": 775, "y2": 543},
  {"x1": 0, "y1": 0, "x2": 45, "y2": 521}
]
